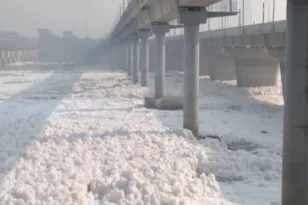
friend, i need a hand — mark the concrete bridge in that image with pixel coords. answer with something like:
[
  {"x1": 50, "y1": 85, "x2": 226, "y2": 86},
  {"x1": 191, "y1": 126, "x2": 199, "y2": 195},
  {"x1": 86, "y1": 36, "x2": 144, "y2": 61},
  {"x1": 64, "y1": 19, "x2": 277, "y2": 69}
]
[
  {"x1": 107, "y1": 0, "x2": 308, "y2": 203},
  {"x1": 106, "y1": 0, "x2": 291, "y2": 135},
  {"x1": 108, "y1": 0, "x2": 237, "y2": 135},
  {"x1": 163, "y1": 20, "x2": 286, "y2": 88},
  {"x1": 0, "y1": 38, "x2": 39, "y2": 68}
]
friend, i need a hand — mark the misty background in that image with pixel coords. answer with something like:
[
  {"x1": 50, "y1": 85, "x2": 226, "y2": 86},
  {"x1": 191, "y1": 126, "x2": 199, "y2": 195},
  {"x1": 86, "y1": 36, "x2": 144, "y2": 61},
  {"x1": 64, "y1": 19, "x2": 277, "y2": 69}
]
[
  {"x1": 0, "y1": 0, "x2": 286, "y2": 38},
  {"x1": 0, "y1": 0, "x2": 286, "y2": 64},
  {"x1": 0, "y1": 0, "x2": 122, "y2": 38}
]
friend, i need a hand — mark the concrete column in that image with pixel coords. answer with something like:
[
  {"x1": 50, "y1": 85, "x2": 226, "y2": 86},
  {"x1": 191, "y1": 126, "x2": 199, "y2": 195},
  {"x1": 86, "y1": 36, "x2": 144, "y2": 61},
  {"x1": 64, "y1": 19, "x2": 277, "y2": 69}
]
[
  {"x1": 21, "y1": 50, "x2": 24, "y2": 62},
  {"x1": 232, "y1": 48, "x2": 279, "y2": 87},
  {"x1": 1, "y1": 50, "x2": 8, "y2": 67},
  {"x1": 179, "y1": 7, "x2": 207, "y2": 135},
  {"x1": 151, "y1": 22, "x2": 170, "y2": 99},
  {"x1": 24, "y1": 50, "x2": 28, "y2": 62},
  {"x1": 138, "y1": 30, "x2": 151, "y2": 87},
  {"x1": 35, "y1": 50, "x2": 39, "y2": 62},
  {"x1": 282, "y1": 1, "x2": 308, "y2": 204},
  {"x1": 0, "y1": 50, "x2": 4, "y2": 68},
  {"x1": 31, "y1": 50, "x2": 35, "y2": 62},
  {"x1": 269, "y1": 48, "x2": 285, "y2": 98},
  {"x1": 0, "y1": 59, "x2": 4, "y2": 69},
  {"x1": 121, "y1": 44, "x2": 126, "y2": 70},
  {"x1": 166, "y1": 39, "x2": 184, "y2": 71},
  {"x1": 208, "y1": 48, "x2": 236, "y2": 81},
  {"x1": 16, "y1": 50, "x2": 20, "y2": 62},
  {"x1": 199, "y1": 40, "x2": 209, "y2": 76},
  {"x1": 9, "y1": 51, "x2": 14, "y2": 63},
  {"x1": 129, "y1": 41, "x2": 134, "y2": 78},
  {"x1": 31, "y1": 50, "x2": 34, "y2": 62},
  {"x1": 119, "y1": 45, "x2": 123, "y2": 69},
  {"x1": 132, "y1": 33, "x2": 139, "y2": 84},
  {"x1": 32, "y1": 50, "x2": 36, "y2": 62},
  {"x1": 114, "y1": 46, "x2": 119, "y2": 69},
  {"x1": 27, "y1": 50, "x2": 31, "y2": 62},
  {"x1": 280, "y1": 59, "x2": 285, "y2": 95},
  {"x1": 6, "y1": 51, "x2": 10, "y2": 64},
  {"x1": 149, "y1": 40, "x2": 155, "y2": 72},
  {"x1": 115, "y1": 46, "x2": 119, "y2": 69},
  {"x1": 127, "y1": 41, "x2": 132, "y2": 76}
]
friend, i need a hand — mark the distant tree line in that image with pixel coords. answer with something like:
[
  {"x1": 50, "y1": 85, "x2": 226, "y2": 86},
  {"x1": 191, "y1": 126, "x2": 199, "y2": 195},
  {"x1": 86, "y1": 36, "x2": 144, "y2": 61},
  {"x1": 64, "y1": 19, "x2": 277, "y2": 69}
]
[{"x1": 37, "y1": 28, "x2": 99, "y2": 63}]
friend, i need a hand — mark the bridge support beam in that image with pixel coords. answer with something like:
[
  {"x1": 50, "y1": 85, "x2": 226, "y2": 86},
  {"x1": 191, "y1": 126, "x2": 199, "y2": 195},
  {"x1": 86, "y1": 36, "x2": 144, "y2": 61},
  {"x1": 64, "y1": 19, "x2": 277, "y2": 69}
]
[
  {"x1": 111, "y1": 47, "x2": 117, "y2": 69},
  {"x1": 117, "y1": 45, "x2": 122, "y2": 69},
  {"x1": 132, "y1": 34, "x2": 139, "y2": 84},
  {"x1": 269, "y1": 48, "x2": 285, "y2": 99},
  {"x1": 166, "y1": 40, "x2": 184, "y2": 71},
  {"x1": 127, "y1": 41, "x2": 133, "y2": 77},
  {"x1": 282, "y1": 1, "x2": 308, "y2": 205},
  {"x1": 208, "y1": 48, "x2": 236, "y2": 81},
  {"x1": 120, "y1": 44, "x2": 124, "y2": 70},
  {"x1": 149, "y1": 40, "x2": 155, "y2": 72},
  {"x1": 118, "y1": 45, "x2": 124, "y2": 69},
  {"x1": 0, "y1": 50, "x2": 5, "y2": 68},
  {"x1": 151, "y1": 22, "x2": 170, "y2": 98},
  {"x1": 232, "y1": 48, "x2": 279, "y2": 87},
  {"x1": 126, "y1": 41, "x2": 132, "y2": 76},
  {"x1": 179, "y1": 7, "x2": 207, "y2": 135},
  {"x1": 199, "y1": 44, "x2": 209, "y2": 76},
  {"x1": 138, "y1": 30, "x2": 151, "y2": 87}
]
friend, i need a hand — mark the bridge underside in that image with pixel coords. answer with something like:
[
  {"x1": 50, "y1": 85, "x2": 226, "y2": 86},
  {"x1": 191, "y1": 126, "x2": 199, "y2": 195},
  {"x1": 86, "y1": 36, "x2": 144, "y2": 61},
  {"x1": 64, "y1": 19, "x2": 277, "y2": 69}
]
[
  {"x1": 110, "y1": 0, "x2": 230, "y2": 41},
  {"x1": 108, "y1": 0, "x2": 238, "y2": 135}
]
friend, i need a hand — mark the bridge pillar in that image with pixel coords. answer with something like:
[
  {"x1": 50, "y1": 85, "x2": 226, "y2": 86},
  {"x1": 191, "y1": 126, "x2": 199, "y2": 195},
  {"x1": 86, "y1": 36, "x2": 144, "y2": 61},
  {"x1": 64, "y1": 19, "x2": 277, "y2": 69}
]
[
  {"x1": 1, "y1": 50, "x2": 8, "y2": 68},
  {"x1": 113, "y1": 46, "x2": 120, "y2": 69},
  {"x1": 166, "y1": 39, "x2": 184, "y2": 71},
  {"x1": 20, "y1": 50, "x2": 24, "y2": 62},
  {"x1": 0, "y1": 50, "x2": 5, "y2": 68},
  {"x1": 17, "y1": 50, "x2": 21, "y2": 62},
  {"x1": 138, "y1": 30, "x2": 151, "y2": 87},
  {"x1": 120, "y1": 44, "x2": 126, "y2": 70},
  {"x1": 132, "y1": 33, "x2": 139, "y2": 84},
  {"x1": 179, "y1": 7, "x2": 207, "y2": 135},
  {"x1": 149, "y1": 40, "x2": 155, "y2": 72},
  {"x1": 30, "y1": 49, "x2": 34, "y2": 62},
  {"x1": 35, "y1": 50, "x2": 39, "y2": 62},
  {"x1": 110, "y1": 47, "x2": 115, "y2": 68},
  {"x1": 282, "y1": 1, "x2": 308, "y2": 205},
  {"x1": 32, "y1": 49, "x2": 36, "y2": 62},
  {"x1": 151, "y1": 22, "x2": 170, "y2": 98},
  {"x1": 231, "y1": 48, "x2": 279, "y2": 87},
  {"x1": 269, "y1": 48, "x2": 285, "y2": 98},
  {"x1": 11, "y1": 50, "x2": 17, "y2": 63},
  {"x1": 25, "y1": 50, "x2": 29, "y2": 62},
  {"x1": 199, "y1": 46, "x2": 209, "y2": 76},
  {"x1": 25, "y1": 49, "x2": 29, "y2": 62},
  {"x1": 116, "y1": 45, "x2": 121, "y2": 69},
  {"x1": 23, "y1": 50, "x2": 27, "y2": 62},
  {"x1": 207, "y1": 48, "x2": 236, "y2": 81},
  {"x1": 127, "y1": 41, "x2": 132, "y2": 76}
]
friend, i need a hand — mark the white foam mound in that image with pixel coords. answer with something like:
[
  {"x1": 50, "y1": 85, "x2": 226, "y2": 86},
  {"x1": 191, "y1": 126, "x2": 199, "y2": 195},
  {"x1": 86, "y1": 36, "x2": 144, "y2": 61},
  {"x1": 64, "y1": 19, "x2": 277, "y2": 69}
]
[
  {"x1": 0, "y1": 124, "x2": 282, "y2": 205},
  {"x1": 0, "y1": 128, "x2": 230, "y2": 205},
  {"x1": 244, "y1": 85, "x2": 283, "y2": 96},
  {"x1": 0, "y1": 68, "x2": 283, "y2": 205},
  {"x1": 73, "y1": 74, "x2": 148, "y2": 100},
  {"x1": 8, "y1": 62, "x2": 27, "y2": 66}
]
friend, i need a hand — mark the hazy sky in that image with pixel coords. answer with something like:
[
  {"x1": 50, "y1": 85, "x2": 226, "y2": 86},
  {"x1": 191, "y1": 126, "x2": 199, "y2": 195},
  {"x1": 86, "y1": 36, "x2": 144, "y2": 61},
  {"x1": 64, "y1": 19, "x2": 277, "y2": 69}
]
[
  {"x1": 0, "y1": 0, "x2": 122, "y2": 38},
  {"x1": 0, "y1": 0, "x2": 286, "y2": 39}
]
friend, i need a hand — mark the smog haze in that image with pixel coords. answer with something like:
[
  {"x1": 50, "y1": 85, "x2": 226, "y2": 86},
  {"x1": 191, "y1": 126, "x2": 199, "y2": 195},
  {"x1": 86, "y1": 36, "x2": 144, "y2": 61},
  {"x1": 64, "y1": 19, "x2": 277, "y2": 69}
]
[{"x1": 0, "y1": 0, "x2": 122, "y2": 38}]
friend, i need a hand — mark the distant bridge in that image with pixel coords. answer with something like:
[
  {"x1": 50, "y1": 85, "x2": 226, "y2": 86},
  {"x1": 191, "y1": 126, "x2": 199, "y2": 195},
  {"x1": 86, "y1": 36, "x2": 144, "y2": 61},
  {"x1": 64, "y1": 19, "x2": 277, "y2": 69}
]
[{"x1": 0, "y1": 38, "x2": 38, "y2": 67}]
